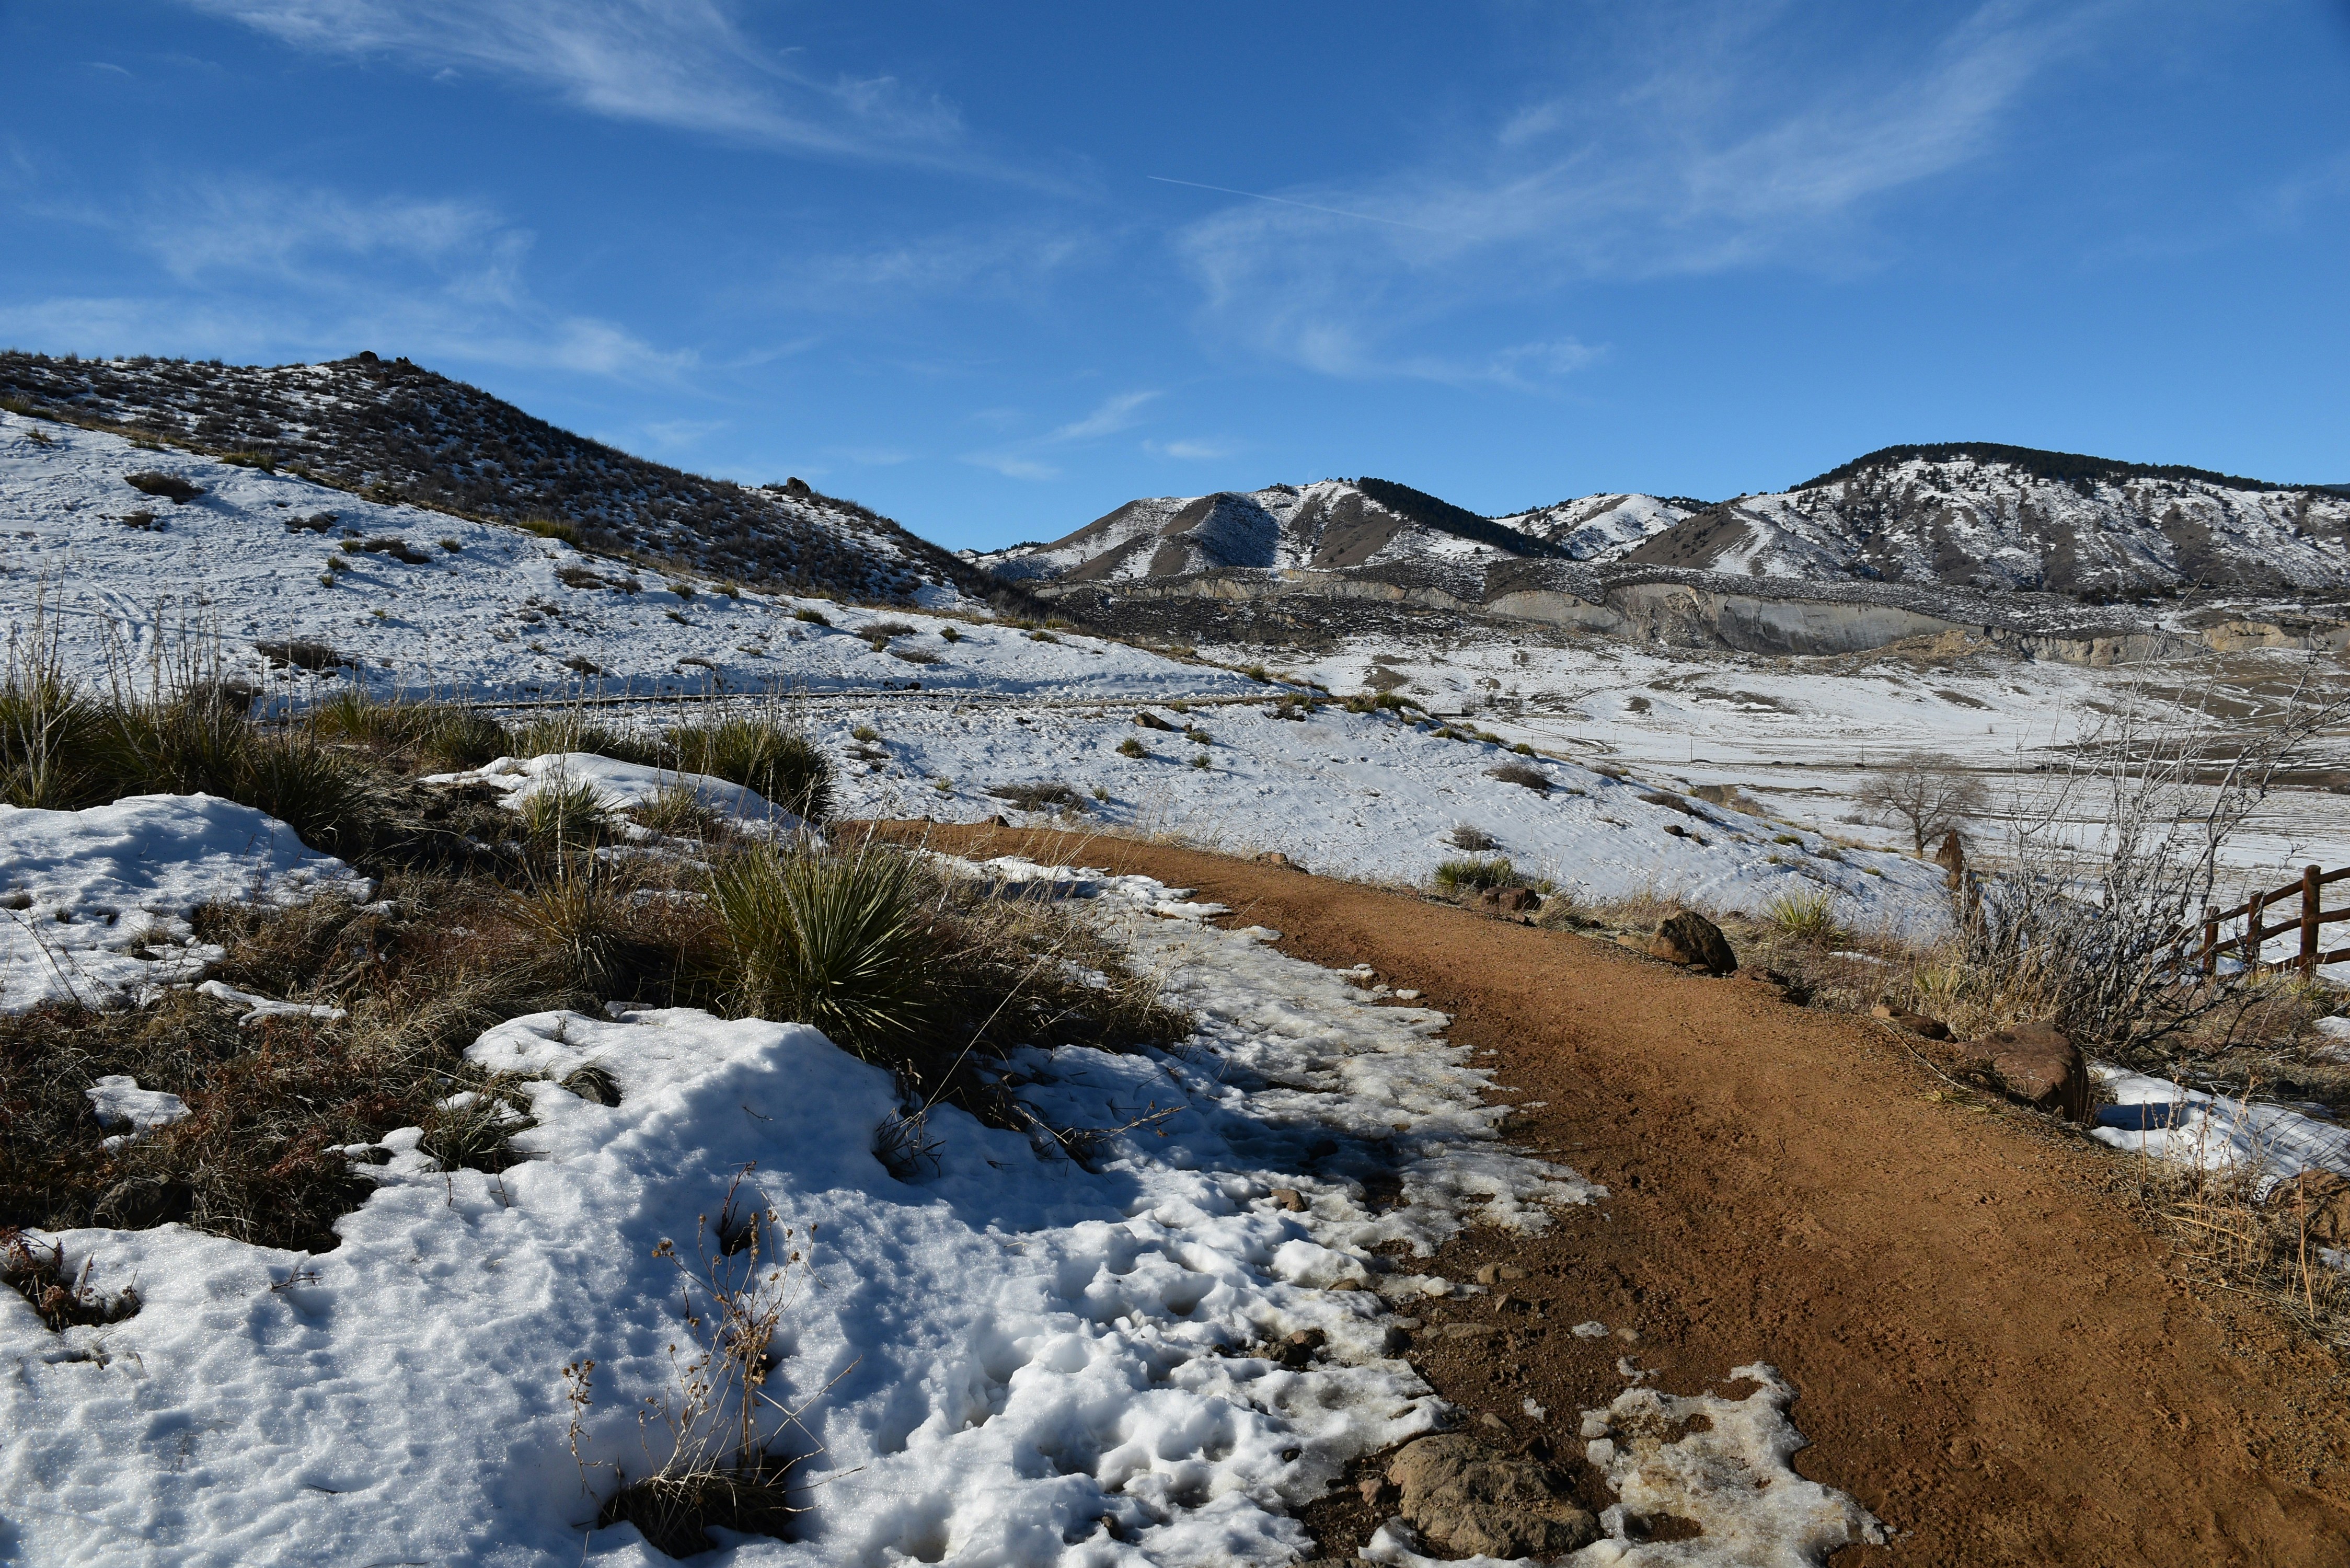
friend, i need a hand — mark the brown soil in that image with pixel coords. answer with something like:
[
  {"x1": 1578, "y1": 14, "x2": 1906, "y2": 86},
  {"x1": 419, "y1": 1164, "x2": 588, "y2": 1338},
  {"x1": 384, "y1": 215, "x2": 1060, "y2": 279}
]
[{"x1": 885, "y1": 822, "x2": 2350, "y2": 1566}]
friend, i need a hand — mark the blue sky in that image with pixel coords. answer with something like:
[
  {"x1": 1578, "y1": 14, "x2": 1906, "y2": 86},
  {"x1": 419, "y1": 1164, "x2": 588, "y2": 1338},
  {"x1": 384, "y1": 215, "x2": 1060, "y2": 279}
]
[{"x1": 4, "y1": 2, "x2": 2346, "y2": 550}]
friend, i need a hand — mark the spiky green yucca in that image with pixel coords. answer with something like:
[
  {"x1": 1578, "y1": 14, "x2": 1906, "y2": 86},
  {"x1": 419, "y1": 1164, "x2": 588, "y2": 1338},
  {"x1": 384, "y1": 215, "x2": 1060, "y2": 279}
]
[
  {"x1": 1764, "y1": 886, "x2": 1848, "y2": 946},
  {"x1": 668, "y1": 718, "x2": 833, "y2": 824},
  {"x1": 710, "y1": 846, "x2": 938, "y2": 1058},
  {"x1": 1433, "y1": 856, "x2": 1516, "y2": 894}
]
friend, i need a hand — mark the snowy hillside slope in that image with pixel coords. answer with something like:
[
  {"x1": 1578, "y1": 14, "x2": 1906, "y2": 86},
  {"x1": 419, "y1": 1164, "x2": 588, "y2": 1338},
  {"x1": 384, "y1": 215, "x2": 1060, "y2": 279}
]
[
  {"x1": 1, "y1": 409, "x2": 1956, "y2": 932},
  {"x1": 1495, "y1": 493, "x2": 1698, "y2": 562},
  {"x1": 0, "y1": 351, "x2": 989, "y2": 604},
  {"x1": 1624, "y1": 444, "x2": 2350, "y2": 596},
  {"x1": 0, "y1": 412, "x2": 1253, "y2": 705},
  {"x1": 971, "y1": 478, "x2": 1560, "y2": 587}
]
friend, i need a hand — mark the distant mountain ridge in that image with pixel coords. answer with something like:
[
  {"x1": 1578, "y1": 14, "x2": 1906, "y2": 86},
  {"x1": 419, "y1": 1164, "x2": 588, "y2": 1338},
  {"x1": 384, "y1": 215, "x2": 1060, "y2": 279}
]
[
  {"x1": 979, "y1": 443, "x2": 2350, "y2": 601},
  {"x1": 0, "y1": 350, "x2": 990, "y2": 604}
]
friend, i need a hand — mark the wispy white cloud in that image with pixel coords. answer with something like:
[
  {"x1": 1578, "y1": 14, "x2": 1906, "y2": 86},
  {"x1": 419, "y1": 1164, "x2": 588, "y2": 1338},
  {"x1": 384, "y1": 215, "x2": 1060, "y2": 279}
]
[
  {"x1": 963, "y1": 388, "x2": 1160, "y2": 482},
  {"x1": 1174, "y1": 1, "x2": 2101, "y2": 383},
  {"x1": 1146, "y1": 436, "x2": 1240, "y2": 461},
  {"x1": 179, "y1": 0, "x2": 1012, "y2": 175},
  {"x1": 9, "y1": 176, "x2": 695, "y2": 382}
]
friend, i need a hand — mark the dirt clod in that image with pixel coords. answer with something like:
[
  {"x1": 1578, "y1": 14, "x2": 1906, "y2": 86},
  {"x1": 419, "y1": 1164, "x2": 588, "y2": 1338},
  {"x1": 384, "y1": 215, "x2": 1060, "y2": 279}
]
[{"x1": 1386, "y1": 1434, "x2": 1597, "y2": 1558}]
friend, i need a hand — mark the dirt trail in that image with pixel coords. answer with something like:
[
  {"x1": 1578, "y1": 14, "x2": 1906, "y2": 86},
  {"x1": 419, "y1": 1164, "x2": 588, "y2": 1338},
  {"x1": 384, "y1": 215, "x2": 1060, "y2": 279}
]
[{"x1": 901, "y1": 824, "x2": 2350, "y2": 1565}]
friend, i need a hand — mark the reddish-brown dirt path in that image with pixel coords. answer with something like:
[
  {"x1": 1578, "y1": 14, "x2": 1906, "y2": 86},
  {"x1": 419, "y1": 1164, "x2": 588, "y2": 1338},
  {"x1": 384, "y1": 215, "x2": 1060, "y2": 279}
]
[{"x1": 891, "y1": 823, "x2": 2350, "y2": 1565}]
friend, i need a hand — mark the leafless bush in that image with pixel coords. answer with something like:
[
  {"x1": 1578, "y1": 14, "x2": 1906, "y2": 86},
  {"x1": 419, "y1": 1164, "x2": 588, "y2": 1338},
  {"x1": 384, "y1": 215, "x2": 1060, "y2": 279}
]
[
  {"x1": 1960, "y1": 660, "x2": 2350, "y2": 1064},
  {"x1": 1858, "y1": 752, "x2": 1989, "y2": 855},
  {"x1": 1448, "y1": 823, "x2": 1497, "y2": 851}
]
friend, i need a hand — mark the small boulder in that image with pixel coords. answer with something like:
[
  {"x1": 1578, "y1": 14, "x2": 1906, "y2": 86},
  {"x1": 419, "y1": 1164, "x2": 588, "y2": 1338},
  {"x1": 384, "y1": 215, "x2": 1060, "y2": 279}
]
[
  {"x1": 1386, "y1": 1435, "x2": 1597, "y2": 1559},
  {"x1": 1982, "y1": 1022, "x2": 2089, "y2": 1121},
  {"x1": 1647, "y1": 911, "x2": 1736, "y2": 975},
  {"x1": 1269, "y1": 1187, "x2": 1308, "y2": 1212},
  {"x1": 1476, "y1": 885, "x2": 1540, "y2": 915},
  {"x1": 1870, "y1": 1003, "x2": 1953, "y2": 1041},
  {"x1": 1254, "y1": 850, "x2": 1300, "y2": 869}
]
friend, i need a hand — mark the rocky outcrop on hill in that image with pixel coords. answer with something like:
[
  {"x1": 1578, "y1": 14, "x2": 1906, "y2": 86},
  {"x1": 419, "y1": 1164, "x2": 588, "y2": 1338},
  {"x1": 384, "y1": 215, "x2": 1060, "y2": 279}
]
[{"x1": 0, "y1": 351, "x2": 995, "y2": 604}]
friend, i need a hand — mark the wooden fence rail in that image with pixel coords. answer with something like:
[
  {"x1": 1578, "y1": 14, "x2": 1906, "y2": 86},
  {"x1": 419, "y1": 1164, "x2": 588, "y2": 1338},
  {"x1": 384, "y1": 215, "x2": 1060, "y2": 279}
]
[{"x1": 2180, "y1": 864, "x2": 2350, "y2": 979}]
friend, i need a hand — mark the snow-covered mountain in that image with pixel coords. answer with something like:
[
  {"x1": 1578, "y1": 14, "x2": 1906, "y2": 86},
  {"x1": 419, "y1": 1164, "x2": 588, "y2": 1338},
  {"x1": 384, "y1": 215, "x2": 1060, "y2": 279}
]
[
  {"x1": 1623, "y1": 444, "x2": 2350, "y2": 596},
  {"x1": 1494, "y1": 492, "x2": 1698, "y2": 561},
  {"x1": 976, "y1": 444, "x2": 2350, "y2": 604},
  {"x1": 971, "y1": 477, "x2": 1564, "y2": 585},
  {"x1": 0, "y1": 351, "x2": 987, "y2": 604}
]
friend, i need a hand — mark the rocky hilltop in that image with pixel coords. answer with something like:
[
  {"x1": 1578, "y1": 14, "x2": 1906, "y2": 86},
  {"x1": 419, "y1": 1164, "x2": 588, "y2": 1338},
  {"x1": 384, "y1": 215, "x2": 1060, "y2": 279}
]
[
  {"x1": 0, "y1": 350, "x2": 993, "y2": 604},
  {"x1": 1630, "y1": 443, "x2": 2350, "y2": 598}
]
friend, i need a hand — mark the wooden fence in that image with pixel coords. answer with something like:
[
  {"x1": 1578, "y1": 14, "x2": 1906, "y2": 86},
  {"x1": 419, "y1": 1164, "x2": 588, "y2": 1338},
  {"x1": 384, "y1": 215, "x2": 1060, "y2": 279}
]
[{"x1": 2183, "y1": 864, "x2": 2350, "y2": 979}]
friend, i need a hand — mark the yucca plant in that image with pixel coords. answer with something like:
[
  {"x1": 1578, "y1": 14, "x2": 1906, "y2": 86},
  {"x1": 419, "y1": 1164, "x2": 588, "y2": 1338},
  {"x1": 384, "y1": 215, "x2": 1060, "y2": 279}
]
[
  {"x1": 667, "y1": 717, "x2": 832, "y2": 823},
  {"x1": 1433, "y1": 856, "x2": 1516, "y2": 894},
  {"x1": 709, "y1": 845, "x2": 941, "y2": 1057},
  {"x1": 1764, "y1": 886, "x2": 1848, "y2": 946}
]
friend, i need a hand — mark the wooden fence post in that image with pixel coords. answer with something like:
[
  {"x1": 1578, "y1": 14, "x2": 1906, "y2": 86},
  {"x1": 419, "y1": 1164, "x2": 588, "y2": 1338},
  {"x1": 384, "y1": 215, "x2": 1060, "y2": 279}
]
[
  {"x1": 2203, "y1": 905, "x2": 2220, "y2": 978},
  {"x1": 2305, "y1": 864, "x2": 2323, "y2": 980},
  {"x1": 2246, "y1": 889, "x2": 2266, "y2": 972}
]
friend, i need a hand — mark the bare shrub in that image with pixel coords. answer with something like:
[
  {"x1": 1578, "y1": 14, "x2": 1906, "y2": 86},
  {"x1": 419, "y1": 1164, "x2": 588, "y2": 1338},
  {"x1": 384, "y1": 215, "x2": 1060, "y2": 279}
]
[
  {"x1": 1488, "y1": 762, "x2": 1552, "y2": 793},
  {"x1": 1859, "y1": 753, "x2": 1989, "y2": 855},
  {"x1": 1448, "y1": 824, "x2": 1498, "y2": 851},
  {"x1": 1960, "y1": 662, "x2": 2349, "y2": 1064}
]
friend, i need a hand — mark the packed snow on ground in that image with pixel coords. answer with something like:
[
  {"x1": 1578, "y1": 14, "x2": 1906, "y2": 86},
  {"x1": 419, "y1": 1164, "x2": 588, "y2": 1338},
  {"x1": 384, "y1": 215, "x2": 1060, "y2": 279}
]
[
  {"x1": 798, "y1": 697, "x2": 1952, "y2": 935},
  {"x1": 0, "y1": 792, "x2": 370, "y2": 1013},
  {"x1": 2089, "y1": 1065, "x2": 2350, "y2": 1183},
  {"x1": 2, "y1": 858, "x2": 1882, "y2": 1566},
  {"x1": 0, "y1": 412, "x2": 1255, "y2": 706},
  {"x1": 424, "y1": 752, "x2": 813, "y2": 835}
]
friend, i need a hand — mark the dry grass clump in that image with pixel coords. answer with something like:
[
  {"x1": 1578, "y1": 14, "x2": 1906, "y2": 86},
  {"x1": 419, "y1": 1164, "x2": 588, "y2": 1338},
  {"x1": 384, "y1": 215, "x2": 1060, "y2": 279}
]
[
  {"x1": 1487, "y1": 762, "x2": 1552, "y2": 793},
  {"x1": 1448, "y1": 824, "x2": 1498, "y2": 851},
  {"x1": 987, "y1": 781, "x2": 1085, "y2": 812}
]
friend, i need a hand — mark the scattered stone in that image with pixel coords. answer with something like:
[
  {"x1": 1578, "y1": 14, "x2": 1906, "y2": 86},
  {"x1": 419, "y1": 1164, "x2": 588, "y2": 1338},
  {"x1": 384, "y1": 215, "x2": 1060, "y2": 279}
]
[
  {"x1": 1613, "y1": 1326, "x2": 1640, "y2": 1343},
  {"x1": 1471, "y1": 1262, "x2": 1528, "y2": 1285},
  {"x1": 1393, "y1": 989, "x2": 1422, "y2": 1000},
  {"x1": 1981, "y1": 1022, "x2": 2090, "y2": 1121},
  {"x1": 1269, "y1": 1187, "x2": 1307, "y2": 1212},
  {"x1": 1254, "y1": 850, "x2": 1302, "y2": 870},
  {"x1": 1280, "y1": 1328, "x2": 1326, "y2": 1368},
  {"x1": 1647, "y1": 911, "x2": 1736, "y2": 975},
  {"x1": 1478, "y1": 1412, "x2": 1507, "y2": 1431},
  {"x1": 1386, "y1": 1435, "x2": 1598, "y2": 1559},
  {"x1": 1871, "y1": 1003, "x2": 1953, "y2": 1041}
]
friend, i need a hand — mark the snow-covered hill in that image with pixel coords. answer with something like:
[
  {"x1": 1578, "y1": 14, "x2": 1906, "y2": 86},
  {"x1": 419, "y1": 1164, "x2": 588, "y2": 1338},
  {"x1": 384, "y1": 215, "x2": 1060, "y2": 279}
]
[
  {"x1": 0, "y1": 411, "x2": 1242, "y2": 705},
  {"x1": 971, "y1": 477, "x2": 1561, "y2": 587},
  {"x1": 0, "y1": 351, "x2": 988, "y2": 604},
  {"x1": 1494, "y1": 492, "x2": 1697, "y2": 562},
  {"x1": 1623, "y1": 444, "x2": 2350, "y2": 596}
]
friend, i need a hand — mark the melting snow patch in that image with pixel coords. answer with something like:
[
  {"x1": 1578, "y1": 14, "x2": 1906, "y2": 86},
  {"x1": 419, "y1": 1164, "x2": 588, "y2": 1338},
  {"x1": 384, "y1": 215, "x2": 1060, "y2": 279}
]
[
  {"x1": 195, "y1": 979, "x2": 349, "y2": 1026},
  {"x1": 425, "y1": 751, "x2": 812, "y2": 833},
  {"x1": 85, "y1": 1075, "x2": 189, "y2": 1151},
  {"x1": 2089, "y1": 1064, "x2": 2350, "y2": 1181},
  {"x1": 0, "y1": 859, "x2": 1588, "y2": 1565},
  {"x1": 0, "y1": 792, "x2": 371, "y2": 1012}
]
